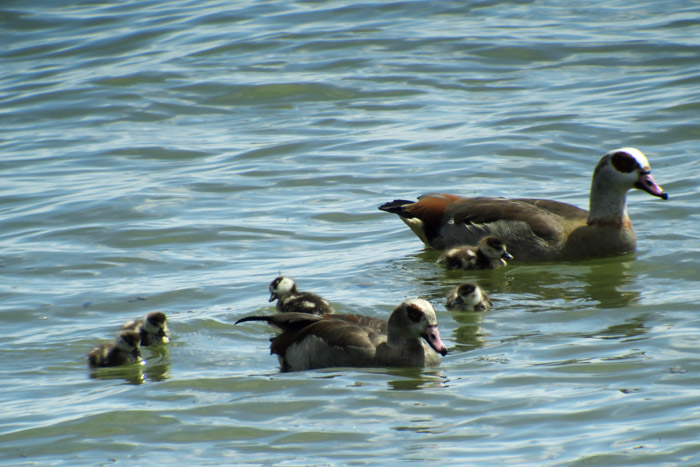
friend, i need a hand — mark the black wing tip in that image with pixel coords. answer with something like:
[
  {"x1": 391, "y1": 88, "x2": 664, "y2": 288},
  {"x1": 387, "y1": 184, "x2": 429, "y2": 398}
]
[
  {"x1": 234, "y1": 315, "x2": 270, "y2": 325},
  {"x1": 378, "y1": 199, "x2": 415, "y2": 214}
]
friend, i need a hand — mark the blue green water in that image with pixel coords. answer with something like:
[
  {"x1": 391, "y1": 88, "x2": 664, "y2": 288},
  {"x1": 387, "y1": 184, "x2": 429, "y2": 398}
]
[{"x1": 2, "y1": 1, "x2": 699, "y2": 465}]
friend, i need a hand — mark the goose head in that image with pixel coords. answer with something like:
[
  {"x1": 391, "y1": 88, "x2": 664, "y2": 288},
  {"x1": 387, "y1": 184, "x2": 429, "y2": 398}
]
[
  {"x1": 269, "y1": 276, "x2": 297, "y2": 302},
  {"x1": 596, "y1": 148, "x2": 667, "y2": 199},
  {"x1": 479, "y1": 235, "x2": 514, "y2": 261},
  {"x1": 446, "y1": 283, "x2": 485, "y2": 311},
  {"x1": 589, "y1": 148, "x2": 668, "y2": 224},
  {"x1": 116, "y1": 330, "x2": 142, "y2": 359},
  {"x1": 143, "y1": 311, "x2": 169, "y2": 342},
  {"x1": 388, "y1": 298, "x2": 448, "y2": 356}
]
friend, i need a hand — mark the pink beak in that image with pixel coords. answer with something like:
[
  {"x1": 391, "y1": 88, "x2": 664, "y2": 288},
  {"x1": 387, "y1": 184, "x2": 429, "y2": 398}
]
[
  {"x1": 423, "y1": 325, "x2": 448, "y2": 356},
  {"x1": 635, "y1": 172, "x2": 668, "y2": 200}
]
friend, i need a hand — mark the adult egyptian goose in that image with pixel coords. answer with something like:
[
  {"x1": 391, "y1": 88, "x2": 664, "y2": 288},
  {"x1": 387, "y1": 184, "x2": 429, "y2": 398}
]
[
  {"x1": 379, "y1": 148, "x2": 668, "y2": 261},
  {"x1": 445, "y1": 283, "x2": 492, "y2": 312},
  {"x1": 437, "y1": 235, "x2": 513, "y2": 270},
  {"x1": 268, "y1": 276, "x2": 335, "y2": 315},
  {"x1": 121, "y1": 311, "x2": 170, "y2": 346},
  {"x1": 87, "y1": 330, "x2": 142, "y2": 368},
  {"x1": 235, "y1": 298, "x2": 448, "y2": 371}
]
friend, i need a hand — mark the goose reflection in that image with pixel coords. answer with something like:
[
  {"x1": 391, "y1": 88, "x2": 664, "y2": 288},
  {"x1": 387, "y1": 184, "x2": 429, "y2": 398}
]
[
  {"x1": 589, "y1": 314, "x2": 649, "y2": 340},
  {"x1": 89, "y1": 365, "x2": 145, "y2": 385},
  {"x1": 385, "y1": 368, "x2": 446, "y2": 391},
  {"x1": 142, "y1": 345, "x2": 171, "y2": 382},
  {"x1": 88, "y1": 345, "x2": 170, "y2": 384},
  {"x1": 417, "y1": 249, "x2": 640, "y2": 309},
  {"x1": 581, "y1": 258, "x2": 640, "y2": 309}
]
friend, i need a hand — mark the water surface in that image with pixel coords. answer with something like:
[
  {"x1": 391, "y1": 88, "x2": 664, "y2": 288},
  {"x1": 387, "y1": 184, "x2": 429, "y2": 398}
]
[{"x1": 1, "y1": 1, "x2": 700, "y2": 465}]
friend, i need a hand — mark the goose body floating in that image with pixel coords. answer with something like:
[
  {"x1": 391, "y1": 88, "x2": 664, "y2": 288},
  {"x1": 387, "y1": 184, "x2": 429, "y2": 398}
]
[
  {"x1": 380, "y1": 148, "x2": 668, "y2": 261},
  {"x1": 236, "y1": 299, "x2": 447, "y2": 371}
]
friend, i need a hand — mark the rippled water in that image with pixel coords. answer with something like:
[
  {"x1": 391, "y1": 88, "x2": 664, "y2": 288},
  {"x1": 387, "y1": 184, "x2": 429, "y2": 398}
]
[{"x1": 2, "y1": 0, "x2": 700, "y2": 465}]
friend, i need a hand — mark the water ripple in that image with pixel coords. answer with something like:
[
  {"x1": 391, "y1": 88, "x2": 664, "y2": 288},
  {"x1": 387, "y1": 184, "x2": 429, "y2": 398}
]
[{"x1": 1, "y1": 0, "x2": 699, "y2": 465}]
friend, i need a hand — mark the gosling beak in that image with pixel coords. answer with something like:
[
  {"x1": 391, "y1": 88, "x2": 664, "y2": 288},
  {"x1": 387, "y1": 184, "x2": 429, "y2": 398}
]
[
  {"x1": 269, "y1": 292, "x2": 278, "y2": 302},
  {"x1": 158, "y1": 328, "x2": 170, "y2": 343}
]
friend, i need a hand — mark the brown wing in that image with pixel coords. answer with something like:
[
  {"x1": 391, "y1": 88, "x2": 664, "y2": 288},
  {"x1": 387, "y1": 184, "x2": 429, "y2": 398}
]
[
  {"x1": 272, "y1": 319, "x2": 382, "y2": 364},
  {"x1": 446, "y1": 197, "x2": 587, "y2": 242},
  {"x1": 328, "y1": 313, "x2": 388, "y2": 334},
  {"x1": 379, "y1": 193, "x2": 461, "y2": 225},
  {"x1": 512, "y1": 198, "x2": 589, "y2": 220},
  {"x1": 405, "y1": 193, "x2": 462, "y2": 226},
  {"x1": 301, "y1": 320, "x2": 382, "y2": 349}
]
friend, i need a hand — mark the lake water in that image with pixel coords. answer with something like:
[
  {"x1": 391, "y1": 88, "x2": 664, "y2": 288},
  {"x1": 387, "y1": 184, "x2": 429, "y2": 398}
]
[{"x1": 2, "y1": 0, "x2": 699, "y2": 465}]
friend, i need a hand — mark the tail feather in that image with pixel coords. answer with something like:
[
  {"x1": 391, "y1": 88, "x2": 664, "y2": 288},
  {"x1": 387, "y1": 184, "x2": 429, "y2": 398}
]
[
  {"x1": 235, "y1": 313, "x2": 323, "y2": 332},
  {"x1": 235, "y1": 316, "x2": 271, "y2": 325}
]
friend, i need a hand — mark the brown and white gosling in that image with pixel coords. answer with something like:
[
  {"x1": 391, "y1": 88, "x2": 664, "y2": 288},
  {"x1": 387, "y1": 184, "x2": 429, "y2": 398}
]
[
  {"x1": 437, "y1": 235, "x2": 513, "y2": 270},
  {"x1": 87, "y1": 330, "x2": 142, "y2": 368},
  {"x1": 121, "y1": 311, "x2": 170, "y2": 346},
  {"x1": 445, "y1": 283, "x2": 492, "y2": 312},
  {"x1": 268, "y1": 276, "x2": 335, "y2": 315}
]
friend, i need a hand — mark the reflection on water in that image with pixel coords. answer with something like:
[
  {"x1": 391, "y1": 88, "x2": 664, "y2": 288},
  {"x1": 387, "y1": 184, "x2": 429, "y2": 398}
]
[
  {"x1": 580, "y1": 258, "x2": 640, "y2": 309},
  {"x1": 385, "y1": 368, "x2": 445, "y2": 391},
  {"x1": 88, "y1": 345, "x2": 171, "y2": 384},
  {"x1": 89, "y1": 364, "x2": 146, "y2": 385},
  {"x1": 589, "y1": 314, "x2": 649, "y2": 341},
  {"x1": 410, "y1": 249, "x2": 644, "y2": 353},
  {"x1": 142, "y1": 345, "x2": 171, "y2": 382},
  {"x1": 415, "y1": 249, "x2": 641, "y2": 310},
  {"x1": 2, "y1": 0, "x2": 697, "y2": 464},
  {"x1": 449, "y1": 310, "x2": 486, "y2": 353}
]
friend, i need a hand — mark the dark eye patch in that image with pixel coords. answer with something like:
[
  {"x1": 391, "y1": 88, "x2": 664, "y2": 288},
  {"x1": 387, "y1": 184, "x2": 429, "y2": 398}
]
[
  {"x1": 611, "y1": 151, "x2": 639, "y2": 173},
  {"x1": 487, "y1": 237, "x2": 504, "y2": 249},
  {"x1": 407, "y1": 304, "x2": 423, "y2": 322},
  {"x1": 123, "y1": 334, "x2": 138, "y2": 346}
]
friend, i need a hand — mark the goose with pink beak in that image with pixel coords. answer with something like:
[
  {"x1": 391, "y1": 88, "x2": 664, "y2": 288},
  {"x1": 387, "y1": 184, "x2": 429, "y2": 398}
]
[
  {"x1": 236, "y1": 298, "x2": 448, "y2": 372},
  {"x1": 379, "y1": 147, "x2": 668, "y2": 261}
]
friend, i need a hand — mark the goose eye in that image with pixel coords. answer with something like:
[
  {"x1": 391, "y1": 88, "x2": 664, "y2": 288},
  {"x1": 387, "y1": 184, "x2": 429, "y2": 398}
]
[
  {"x1": 611, "y1": 152, "x2": 639, "y2": 173},
  {"x1": 407, "y1": 304, "x2": 423, "y2": 322}
]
